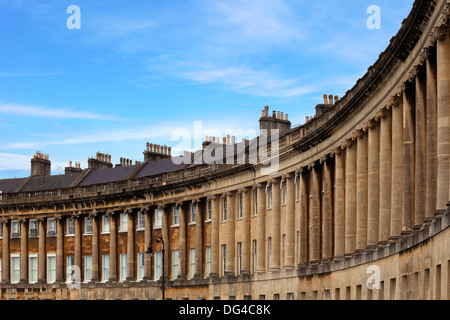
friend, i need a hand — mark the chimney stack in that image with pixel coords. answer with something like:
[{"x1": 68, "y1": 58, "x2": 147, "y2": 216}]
[
  {"x1": 31, "y1": 151, "x2": 51, "y2": 177},
  {"x1": 259, "y1": 106, "x2": 292, "y2": 136},
  {"x1": 143, "y1": 141, "x2": 172, "y2": 162}
]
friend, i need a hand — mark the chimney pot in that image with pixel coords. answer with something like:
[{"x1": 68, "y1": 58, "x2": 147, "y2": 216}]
[
  {"x1": 334, "y1": 95, "x2": 339, "y2": 103},
  {"x1": 323, "y1": 94, "x2": 328, "y2": 104},
  {"x1": 306, "y1": 116, "x2": 310, "y2": 123},
  {"x1": 329, "y1": 95, "x2": 333, "y2": 105}
]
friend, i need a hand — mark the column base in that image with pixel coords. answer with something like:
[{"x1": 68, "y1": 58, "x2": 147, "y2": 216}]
[
  {"x1": 308, "y1": 260, "x2": 320, "y2": 266},
  {"x1": 344, "y1": 253, "x2": 354, "y2": 259},
  {"x1": 192, "y1": 274, "x2": 204, "y2": 280},
  {"x1": 354, "y1": 249, "x2": 366, "y2": 255},
  {"x1": 365, "y1": 245, "x2": 377, "y2": 252},
  {"x1": 332, "y1": 256, "x2": 344, "y2": 262},
  {"x1": 208, "y1": 273, "x2": 219, "y2": 279},
  {"x1": 377, "y1": 240, "x2": 389, "y2": 248}
]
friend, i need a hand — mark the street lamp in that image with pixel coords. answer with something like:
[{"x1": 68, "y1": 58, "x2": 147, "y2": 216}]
[{"x1": 145, "y1": 235, "x2": 165, "y2": 300}]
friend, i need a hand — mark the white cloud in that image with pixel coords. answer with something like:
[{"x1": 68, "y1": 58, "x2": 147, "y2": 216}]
[
  {"x1": 0, "y1": 153, "x2": 30, "y2": 171},
  {"x1": 0, "y1": 103, "x2": 122, "y2": 121}
]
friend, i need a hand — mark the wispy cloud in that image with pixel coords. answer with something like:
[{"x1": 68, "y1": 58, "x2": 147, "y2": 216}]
[
  {"x1": 0, "y1": 103, "x2": 123, "y2": 121},
  {"x1": 174, "y1": 62, "x2": 314, "y2": 98},
  {"x1": 0, "y1": 153, "x2": 31, "y2": 171}
]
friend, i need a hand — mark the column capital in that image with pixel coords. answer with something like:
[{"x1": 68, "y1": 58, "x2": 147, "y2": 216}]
[
  {"x1": 237, "y1": 187, "x2": 249, "y2": 194},
  {"x1": 207, "y1": 194, "x2": 218, "y2": 201},
  {"x1": 222, "y1": 191, "x2": 235, "y2": 198},
  {"x1": 281, "y1": 172, "x2": 294, "y2": 181},
  {"x1": 266, "y1": 177, "x2": 280, "y2": 186},
  {"x1": 175, "y1": 201, "x2": 184, "y2": 208},
  {"x1": 254, "y1": 182, "x2": 266, "y2": 190}
]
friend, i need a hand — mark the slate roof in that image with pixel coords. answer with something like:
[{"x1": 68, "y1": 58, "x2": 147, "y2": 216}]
[
  {"x1": 0, "y1": 178, "x2": 27, "y2": 193},
  {"x1": 77, "y1": 165, "x2": 138, "y2": 186},
  {"x1": 133, "y1": 157, "x2": 185, "y2": 179},
  {"x1": 21, "y1": 174, "x2": 80, "y2": 192}
]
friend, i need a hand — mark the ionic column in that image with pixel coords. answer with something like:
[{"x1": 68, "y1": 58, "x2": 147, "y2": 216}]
[
  {"x1": 1, "y1": 220, "x2": 10, "y2": 283},
  {"x1": 345, "y1": 140, "x2": 357, "y2": 257},
  {"x1": 403, "y1": 87, "x2": 415, "y2": 233},
  {"x1": 240, "y1": 188, "x2": 251, "y2": 275},
  {"x1": 38, "y1": 218, "x2": 46, "y2": 283},
  {"x1": 256, "y1": 183, "x2": 266, "y2": 272},
  {"x1": 367, "y1": 120, "x2": 380, "y2": 249},
  {"x1": 56, "y1": 217, "x2": 64, "y2": 283},
  {"x1": 285, "y1": 173, "x2": 296, "y2": 268},
  {"x1": 74, "y1": 215, "x2": 82, "y2": 278},
  {"x1": 270, "y1": 179, "x2": 281, "y2": 271},
  {"x1": 209, "y1": 196, "x2": 220, "y2": 278},
  {"x1": 356, "y1": 130, "x2": 368, "y2": 253},
  {"x1": 161, "y1": 205, "x2": 170, "y2": 281},
  {"x1": 108, "y1": 212, "x2": 117, "y2": 282},
  {"x1": 20, "y1": 219, "x2": 28, "y2": 283},
  {"x1": 379, "y1": 108, "x2": 393, "y2": 244},
  {"x1": 436, "y1": 29, "x2": 450, "y2": 210},
  {"x1": 225, "y1": 191, "x2": 236, "y2": 276},
  {"x1": 426, "y1": 51, "x2": 438, "y2": 220},
  {"x1": 298, "y1": 169, "x2": 309, "y2": 266},
  {"x1": 321, "y1": 158, "x2": 333, "y2": 263},
  {"x1": 143, "y1": 208, "x2": 152, "y2": 280},
  {"x1": 415, "y1": 72, "x2": 427, "y2": 228},
  {"x1": 178, "y1": 203, "x2": 187, "y2": 279},
  {"x1": 391, "y1": 93, "x2": 403, "y2": 239},
  {"x1": 194, "y1": 200, "x2": 203, "y2": 278},
  {"x1": 334, "y1": 150, "x2": 345, "y2": 260},
  {"x1": 309, "y1": 164, "x2": 320, "y2": 265},
  {"x1": 126, "y1": 210, "x2": 135, "y2": 281}
]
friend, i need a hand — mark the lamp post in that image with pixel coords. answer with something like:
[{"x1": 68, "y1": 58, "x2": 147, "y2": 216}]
[{"x1": 145, "y1": 235, "x2": 165, "y2": 300}]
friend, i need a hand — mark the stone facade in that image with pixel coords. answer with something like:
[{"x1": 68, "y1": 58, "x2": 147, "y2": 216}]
[{"x1": 0, "y1": 0, "x2": 449, "y2": 300}]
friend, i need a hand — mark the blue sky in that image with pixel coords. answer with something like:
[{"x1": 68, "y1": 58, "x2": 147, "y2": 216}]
[{"x1": 0, "y1": 0, "x2": 414, "y2": 179}]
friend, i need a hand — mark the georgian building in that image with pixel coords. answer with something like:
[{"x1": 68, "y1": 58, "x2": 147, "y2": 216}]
[{"x1": 0, "y1": 0, "x2": 449, "y2": 300}]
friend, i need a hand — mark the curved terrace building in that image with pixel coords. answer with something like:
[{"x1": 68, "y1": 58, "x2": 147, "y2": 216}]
[{"x1": 0, "y1": 0, "x2": 449, "y2": 300}]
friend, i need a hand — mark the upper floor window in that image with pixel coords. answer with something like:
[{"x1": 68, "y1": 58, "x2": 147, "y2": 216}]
[
  {"x1": 119, "y1": 213, "x2": 128, "y2": 232},
  {"x1": 206, "y1": 200, "x2": 212, "y2": 221},
  {"x1": 154, "y1": 208, "x2": 162, "y2": 229},
  {"x1": 281, "y1": 182, "x2": 287, "y2": 205},
  {"x1": 29, "y1": 219, "x2": 39, "y2": 238},
  {"x1": 173, "y1": 207, "x2": 180, "y2": 226},
  {"x1": 222, "y1": 197, "x2": 227, "y2": 221},
  {"x1": 190, "y1": 204, "x2": 197, "y2": 223},
  {"x1": 11, "y1": 220, "x2": 20, "y2": 238},
  {"x1": 137, "y1": 211, "x2": 145, "y2": 231},
  {"x1": 253, "y1": 189, "x2": 258, "y2": 216},
  {"x1": 66, "y1": 218, "x2": 75, "y2": 236},
  {"x1": 47, "y1": 218, "x2": 56, "y2": 237},
  {"x1": 102, "y1": 215, "x2": 110, "y2": 234},
  {"x1": 238, "y1": 193, "x2": 243, "y2": 219},
  {"x1": 84, "y1": 217, "x2": 93, "y2": 235},
  {"x1": 267, "y1": 185, "x2": 273, "y2": 209}
]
